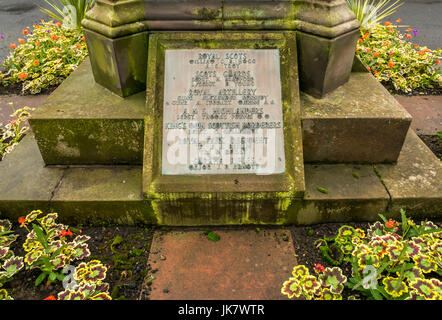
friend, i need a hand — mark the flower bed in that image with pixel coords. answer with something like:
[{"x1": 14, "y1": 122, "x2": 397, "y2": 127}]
[
  {"x1": 0, "y1": 21, "x2": 88, "y2": 95},
  {"x1": 285, "y1": 211, "x2": 442, "y2": 300},
  {"x1": 2, "y1": 210, "x2": 154, "y2": 300},
  {"x1": 356, "y1": 21, "x2": 441, "y2": 94}
]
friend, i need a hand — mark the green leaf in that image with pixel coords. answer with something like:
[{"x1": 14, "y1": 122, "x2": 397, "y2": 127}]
[
  {"x1": 35, "y1": 272, "x2": 48, "y2": 286},
  {"x1": 207, "y1": 231, "x2": 220, "y2": 242},
  {"x1": 32, "y1": 223, "x2": 47, "y2": 249},
  {"x1": 378, "y1": 214, "x2": 388, "y2": 224},
  {"x1": 48, "y1": 272, "x2": 57, "y2": 283},
  {"x1": 317, "y1": 187, "x2": 328, "y2": 194},
  {"x1": 370, "y1": 288, "x2": 383, "y2": 300}
]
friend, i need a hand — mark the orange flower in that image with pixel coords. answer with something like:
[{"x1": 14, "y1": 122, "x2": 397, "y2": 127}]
[
  {"x1": 18, "y1": 216, "x2": 26, "y2": 224},
  {"x1": 365, "y1": 48, "x2": 371, "y2": 53},
  {"x1": 388, "y1": 61, "x2": 395, "y2": 68},
  {"x1": 33, "y1": 60, "x2": 40, "y2": 66},
  {"x1": 406, "y1": 34, "x2": 412, "y2": 39},
  {"x1": 406, "y1": 28, "x2": 413, "y2": 32},
  {"x1": 436, "y1": 60, "x2": 440, "y2": 65},
  {"x1": 424, "y1": 48, "x2": 431, "y2": 53},
  {"x1": 51, "y1": 35, "x2": 58, "y2": 41},
  {"x1": 396, "y1": 18, "x2": 402, "y2": 23},
  {"x1": 418, "y1": 51, "x2": 425, "y2": 55},
  {"x1": 81, "y1": 36, "x2": 86, "y2": 42},
  {"x1": 22, "y1": 29, "x2": 29, "y2": 35},
  {"x1": 18, "y1": 38, "x2": 25, "y2": 44},
  {"x1": 56, "y1": 22, "x2": 62, "y2": 27},
  {"x1": 10, "y1": 43, "x2": 16, "y2": 49},
  {"x1": 414, "y1": 44, "x2": 419, "y2": 48},
  {"x1": 44, "y1": 295, "x2": 56, "y2": 300},
  {"x1": 18, "y1": 73, "x2": 28, "y2": 80},
  {"x1": 35, "y1": 41, "x2": 41, "y2": 46},
  {"x1": 373, "y1": 52, "x2": 379, "y2": 57},
  {"x1": 373, "y1": 70, "x2": 378, "y2": 75},
  {"x1": 384, "y1": 21, "x2": 391, "y2": 26},
  {"x1": 366, "y1": 66, "x2": 371, "y2": 72},
  {"x1": 363, "y1": 32, "x2": 369, "y2": 39},
  {"x1": 75, "y1": 43, "x2": 81, "y2": 48},
  {"x1": 358, "y1": 38, "x2": 363, "y2": 44},
  {"x1": 35, "y1": 25, "x2": 41, "y2": 29}
]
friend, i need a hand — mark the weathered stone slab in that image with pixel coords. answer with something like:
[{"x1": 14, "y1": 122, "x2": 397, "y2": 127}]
[
  {"x1": 290, "y1": 164, "x2": 390, "y2": 225},
  {"x1": 0, "y1": 134, "x2": 64, "y2": 218},
  {"x1": 143, "y1": 229, "x2": 296, "y2": 300},
  {"x1": 376, "y1": 130, "x2": 442, "y2": 219},
  {"x1": 301, "y1": 72, "x2": 412, "y2": 163},
  {"x1": 29, "y1": 59, "x2": 145, "y2": 165},
  {"x1": 50, "y1": 167, "x2": 156, "y2": 225},
  {"x1": 162, "y1": 49, "x2": 285, "y2": 175}
]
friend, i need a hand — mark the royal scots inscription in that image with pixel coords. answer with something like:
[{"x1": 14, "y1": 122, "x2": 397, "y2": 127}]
[{"x1": 162, "y1": 49, "x2": 285, "y2": 175}]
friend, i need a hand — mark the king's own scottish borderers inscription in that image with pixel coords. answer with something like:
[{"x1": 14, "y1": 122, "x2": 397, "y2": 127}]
[{"x1": 162, "y1": 49, "x2": 285, "y2": 175}]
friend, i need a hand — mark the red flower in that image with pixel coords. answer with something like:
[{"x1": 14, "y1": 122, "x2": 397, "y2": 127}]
[
  {"x1": 44, "y1": 295, "x2": 56, "y2": 300},
  {"x1": 18, "y1": 216, "x2": 26, "y2": 224},
  {"x1": 18, "y1": 73, "x2": 28, "y2": 80},
  {"x1": 436, "y1": 60, "x2": 440, "y2": 65},
  {"x1": 314, "y1": 263, "x2": 325, "y2": 274},
  {"x1": 386, "y1": 219, "x2": 397, "y2": 229},
  {"x1": 61, "y1": 229, "x2": 73, "y2": 237}
]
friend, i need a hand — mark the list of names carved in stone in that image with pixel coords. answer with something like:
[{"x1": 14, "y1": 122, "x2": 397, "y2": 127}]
[{"x1": 162, "y1": 49, "x2": 285, "y2": 175}]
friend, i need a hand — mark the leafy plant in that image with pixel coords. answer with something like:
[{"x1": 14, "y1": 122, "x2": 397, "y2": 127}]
[
  {"x1": 19, "y1": 210, "x2": 91, "y2": 286},
  {"x1": 313, "y1": 210, "x2": 442, "y2": 300},
  {"x1": 0, "y1": 20, "x2": 88, "y2": 94},
  {"x1": 346, "y1": 0, "x2": 403, "y2": 29},
  {"x1": 56, "y1": 260, "x2": 112, "y2": 300},
  {"x1": 0, "y1": 103, "x2": 34, "y2": 160},
  {"x1": 40, "y1": 0, "x2": 95, "y2": 30},
  {"x1": 356, "y1": 22, "x2": 441, "y2": 93},
  {"x1": 0, "y1": 219, "x2": 24, "y2": 300},
  {"x1": 281, "y1": 265, "x2": 347, "y2": 300}
]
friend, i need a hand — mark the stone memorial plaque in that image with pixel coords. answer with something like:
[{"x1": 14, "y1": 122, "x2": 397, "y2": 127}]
[{"x1": 162, "y1": 49, "x2": 285, "y2": 175}]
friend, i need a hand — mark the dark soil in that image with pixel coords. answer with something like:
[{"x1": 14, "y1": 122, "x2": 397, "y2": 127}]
[
  {"x1": 6, "y1": 224, "x2": 156, "y2": 300},
  {"x1": 419, "y1": 134, "x2": 442, "y2": 160},
  {"x1": 0, "y1": 83, "x2": 57, "y2": 96},
  {"x1": 383, "y1": 83, "x2": 442, "y2": 96}
]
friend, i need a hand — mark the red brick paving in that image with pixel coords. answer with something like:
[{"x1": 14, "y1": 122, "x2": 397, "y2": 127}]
[
  {"x1": 144, "y1": 229, "x2": 297, "y2": 300},
  {"x1": 394, "y1": 95, "x2": 442, "y2": 135}
]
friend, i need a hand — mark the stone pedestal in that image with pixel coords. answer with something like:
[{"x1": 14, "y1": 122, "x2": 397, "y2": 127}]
[{"x1": 82, "y1": 0, "x2": 360, "y2": 98}]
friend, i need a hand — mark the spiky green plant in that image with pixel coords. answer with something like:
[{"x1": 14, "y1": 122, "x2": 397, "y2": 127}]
[
  {"x1": 40, "y1": 0, "x2": 95, "y2": 30},
  {"x1": 346, "y1": 0, "x2": 403, "y2": 29}
]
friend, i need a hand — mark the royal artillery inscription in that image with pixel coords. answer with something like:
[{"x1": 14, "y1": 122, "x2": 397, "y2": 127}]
[{"x1": 162, "y1": 49, "x2": 285, "y2": 175}]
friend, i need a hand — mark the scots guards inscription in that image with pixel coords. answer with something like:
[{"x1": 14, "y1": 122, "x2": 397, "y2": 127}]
[{"x1": 162, "y1": 49, "x2": 285, "y2": 175}]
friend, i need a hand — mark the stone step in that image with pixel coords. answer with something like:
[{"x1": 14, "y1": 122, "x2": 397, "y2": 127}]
[{"x1": 0, "y1": 129, "x2": 440, "y2": 225}]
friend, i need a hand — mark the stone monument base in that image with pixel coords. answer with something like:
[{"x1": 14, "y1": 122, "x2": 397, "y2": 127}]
[{"x1": 0, "y1": 59, "x2": 440, "y2": 226}]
